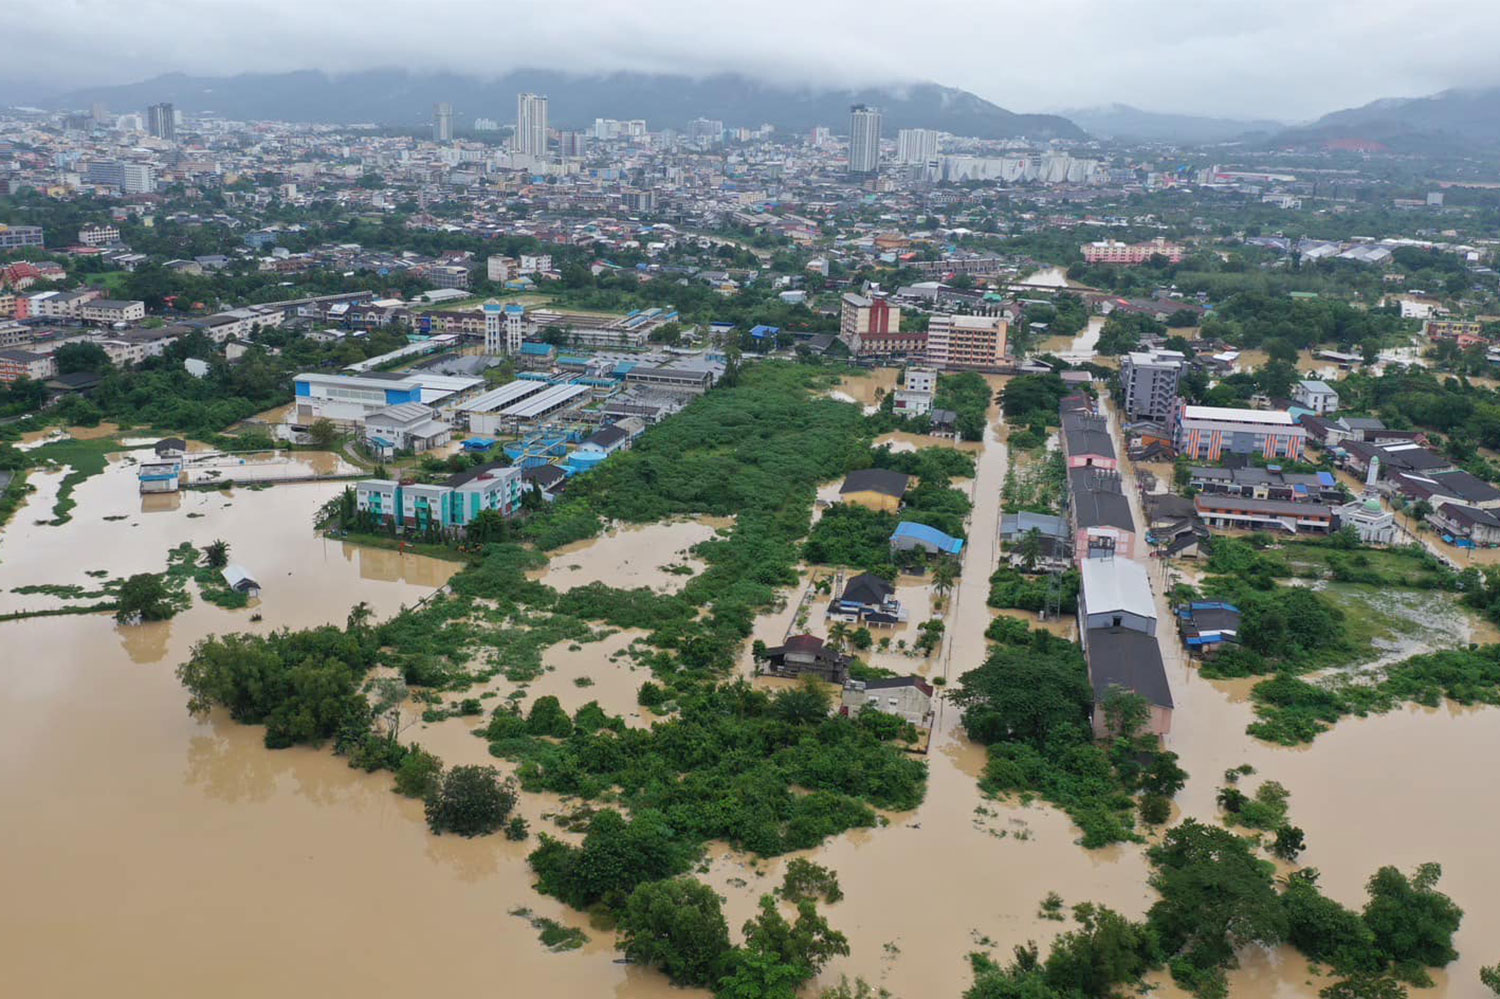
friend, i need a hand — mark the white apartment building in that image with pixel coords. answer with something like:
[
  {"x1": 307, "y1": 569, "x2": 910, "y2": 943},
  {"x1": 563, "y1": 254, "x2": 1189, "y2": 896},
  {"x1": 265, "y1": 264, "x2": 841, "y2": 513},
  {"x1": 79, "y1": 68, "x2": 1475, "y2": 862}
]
[
  {"x1": 896, "y1": 128, "x2": 940, "y2": 165},
  {"x1": 486, "y1": 254, "x2": 515, "y2": 282},
  {"x1": 848, "y1": 105, "x2": 882, "y2": 174},
  {"x1": 80, "y1": 299, "x2": 146, "y2": 324},
  {"x1": 925, "y1": 313, "x2": 1008, "y2": 369},
  {"x1": 518, "y1": 253, "x2": 552, "y2": 275},
  {"x1": 77, "y1": 224, "x2": 121, "y2": 247},
  {"x1": 30, "y1": 289, "x2": 100, "y2": 320},
  {"x1": 893, "y1": 366, "x2": 937, "y2": 416},
  {"x1": 1293, "y1": 379, "x2": 1340, "y2": 415},
  {"x1": 516, "y1": 92, "x2": 549, "y2": 157}
]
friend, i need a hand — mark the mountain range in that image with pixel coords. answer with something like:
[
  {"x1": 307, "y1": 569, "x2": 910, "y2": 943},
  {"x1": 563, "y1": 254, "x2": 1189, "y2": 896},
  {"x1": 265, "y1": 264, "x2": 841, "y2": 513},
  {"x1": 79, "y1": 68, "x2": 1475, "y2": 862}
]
[
  {"x1": 1270, "y1": 86, "x2": 1500, "y2": 153},
  {"x1": 1061, "y1": 104, "x2": 1284, "y2": 145},
  {"x1": 36, "y1": 69, "x2": 1086, "y2": 141}
]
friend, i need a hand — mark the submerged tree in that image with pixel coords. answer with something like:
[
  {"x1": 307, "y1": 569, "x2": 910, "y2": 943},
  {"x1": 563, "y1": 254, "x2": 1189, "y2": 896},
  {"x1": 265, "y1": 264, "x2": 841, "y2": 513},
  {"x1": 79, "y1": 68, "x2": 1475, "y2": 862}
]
[
  {"x1": 115, "y1": 572, "x2": 175, "y2": 623},
  {"x1": 201, "y1": 539, "x2": 230, "y2": 569},
  {"x1": 424, "y1": 764, "x2": 517, "y2": 837}
]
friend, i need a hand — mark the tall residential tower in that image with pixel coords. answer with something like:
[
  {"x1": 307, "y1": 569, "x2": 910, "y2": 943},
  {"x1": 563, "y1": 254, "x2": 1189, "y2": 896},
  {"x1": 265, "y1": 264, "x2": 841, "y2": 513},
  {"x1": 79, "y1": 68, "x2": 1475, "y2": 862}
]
[
  {"x1": 896, "y1": 128, "x2": 940, "y2": 165},
  {"x1": 433, "y1": 103, "x2": 453, "y2": 142},
  {"x1": 515, "y1": 92, "x2": 549, "y2": 157},
  {"x1": 848, "y1": 105, "x2": 882, "y2": 175},
  {"x1": 146, "y1": 102, "x2": 175, "y2": 141}
]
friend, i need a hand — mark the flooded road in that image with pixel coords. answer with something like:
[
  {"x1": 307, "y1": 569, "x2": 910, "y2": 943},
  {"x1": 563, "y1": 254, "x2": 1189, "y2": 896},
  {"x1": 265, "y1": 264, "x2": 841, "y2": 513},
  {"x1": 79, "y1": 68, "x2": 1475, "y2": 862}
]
[
  {"x1": 1101, "y1": 397, "x2": 1500, "y2": 998},
  {"x1": 6, "y1": 383, "x2": 1500, "y2": 999},
  {"x1": 699, "y1": 377, "x2": 1162, "y2": 997}
]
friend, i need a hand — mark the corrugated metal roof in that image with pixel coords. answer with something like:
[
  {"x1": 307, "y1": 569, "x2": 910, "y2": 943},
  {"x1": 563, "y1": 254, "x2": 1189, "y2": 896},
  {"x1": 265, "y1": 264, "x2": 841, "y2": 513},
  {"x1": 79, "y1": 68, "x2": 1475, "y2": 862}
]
[{"x1": 1081, "y1": 558, "x2": 1155, "y2": 620}]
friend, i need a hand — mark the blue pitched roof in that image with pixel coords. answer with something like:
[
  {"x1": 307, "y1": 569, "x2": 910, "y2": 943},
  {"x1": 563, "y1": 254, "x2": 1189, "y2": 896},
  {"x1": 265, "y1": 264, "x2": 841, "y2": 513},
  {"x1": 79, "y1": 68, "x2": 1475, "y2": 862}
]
[
  {"x1": 890, "y1": 521, "x2": 964, "y2": 555},
  {"x1": 749, "y1": 324, "x2": 780, "y2": 338},
  {"x1": 519, "y1": 342, "x2": 554, "y2": 356}
]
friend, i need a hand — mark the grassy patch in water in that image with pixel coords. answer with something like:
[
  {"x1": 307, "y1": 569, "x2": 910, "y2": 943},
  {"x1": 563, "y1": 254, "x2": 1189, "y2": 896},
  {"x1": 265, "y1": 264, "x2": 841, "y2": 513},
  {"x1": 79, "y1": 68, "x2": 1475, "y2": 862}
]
[
  {"x1": 1247, "y1": 644, "x2": 1500, "y2": 745},
  {"x1": 508, "y1": 907, "x2": 588, "y2": 952}
]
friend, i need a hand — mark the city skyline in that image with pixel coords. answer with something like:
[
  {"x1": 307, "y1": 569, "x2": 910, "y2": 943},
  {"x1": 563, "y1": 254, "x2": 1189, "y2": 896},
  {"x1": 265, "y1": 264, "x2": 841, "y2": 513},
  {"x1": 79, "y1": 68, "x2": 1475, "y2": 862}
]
[{"x1": 1, "y1": 1, "x2": 1498, "y2": 121}]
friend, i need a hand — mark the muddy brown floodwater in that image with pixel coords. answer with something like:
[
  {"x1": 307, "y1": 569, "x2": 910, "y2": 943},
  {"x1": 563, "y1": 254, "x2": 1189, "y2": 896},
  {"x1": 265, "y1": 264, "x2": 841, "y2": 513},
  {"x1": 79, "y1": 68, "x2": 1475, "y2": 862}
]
[
  {"x1": 7, "y1": 390, "x2": 1500, "y2": 999},
  {"x1": 0, "y1": 453, "x2": 681, "y2": 999}
]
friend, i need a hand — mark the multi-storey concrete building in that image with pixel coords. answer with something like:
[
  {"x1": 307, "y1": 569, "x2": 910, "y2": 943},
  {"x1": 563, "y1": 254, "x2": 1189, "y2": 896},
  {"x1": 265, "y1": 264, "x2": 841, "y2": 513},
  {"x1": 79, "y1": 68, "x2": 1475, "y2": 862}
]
[
  {"x1": 848, "y1": 105, "x2": 882, "y2": 175},
  {"x1": 896, "y1": 128, "x2": 939, "y2": 165},
  {"x1": 1175, "y1": 404, "x2": 1307, "y2": 462},
  {"x1": 1081, "y1": 237, "x2": 1184, "y2": 265},
  {"x1": 81, "y1": 299, "x2": 146, "y2": 325},
  {"x1": 147, "y1": 102, "x2": 175, "y2": 141},
  {"x1": 1119, "y1": 349, "x2": 1185, "y2": 423},
  {"x1": 925, "y1": 313, "x2": 1007, "y2": 369},
  {"x1": 893, "y1": 366, "x2": 936, "y2": 416},
  {"x1": 840, "y1": 292, "x2": 910, "y2": 356},
  {"x1": 483, "y1": 301, "x2": 525, "y2": 355},
  {"x1": 0, "y1": 348, "x2": 56, "y2": 383},
  {"x1": 77, "y1": 224, "x2": 120, "y2": 247},
  {"x1": 1292, "y1": 379, "x2": 1339, "y2": 414},
  {"x1": 515, "y1": 93, "x2": 549, "y2": 156},
  {"x1": 0, "y1": 224, "x2": 43, "y2": 250}
]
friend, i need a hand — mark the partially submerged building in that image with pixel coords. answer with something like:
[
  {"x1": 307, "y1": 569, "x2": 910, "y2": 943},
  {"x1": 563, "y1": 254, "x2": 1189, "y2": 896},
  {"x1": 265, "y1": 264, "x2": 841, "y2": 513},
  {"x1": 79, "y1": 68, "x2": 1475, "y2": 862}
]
[
  {"x1": 761, "y1": 635, "x2": 852, "y2": 684},
  {"x1": 828, "y1": 572, "x2": 907, "y2": 626},
  {"x1": 841, "y1": 676, "x2": 934, "y2": 727},
  {"x1": 1077, "y1": 556, "x2": 1172, "y2": 738},
  {"x1": 221, "y1": 564, "x2": 262, "y2": 598}
]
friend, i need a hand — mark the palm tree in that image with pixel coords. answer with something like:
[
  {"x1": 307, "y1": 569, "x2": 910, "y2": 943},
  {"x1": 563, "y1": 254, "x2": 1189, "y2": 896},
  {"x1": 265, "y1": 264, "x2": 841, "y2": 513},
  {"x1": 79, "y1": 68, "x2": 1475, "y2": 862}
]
[
  {"x1": 1019, "y1": 529, "x2": 1043, "y2": 571},
  {"x1": 932, "y1": 557, "x2": 959, "y2": 604},
  {"x1": 202, "y1": 539, "x2": 230, "y2": 569},
  {"x1": 827, "y1": 621, "x2": 851, "y2": 652}
]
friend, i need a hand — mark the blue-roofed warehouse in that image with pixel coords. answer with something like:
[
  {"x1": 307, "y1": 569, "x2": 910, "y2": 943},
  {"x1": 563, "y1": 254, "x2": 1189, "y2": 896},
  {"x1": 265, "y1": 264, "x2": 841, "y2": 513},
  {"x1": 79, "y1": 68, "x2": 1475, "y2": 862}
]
[
  {"x1": 749, "y1": 324, "x2": 781, "y2": 340},
  {"x1": 889, "y1": 521, "x2": 964, "y2": 556}
]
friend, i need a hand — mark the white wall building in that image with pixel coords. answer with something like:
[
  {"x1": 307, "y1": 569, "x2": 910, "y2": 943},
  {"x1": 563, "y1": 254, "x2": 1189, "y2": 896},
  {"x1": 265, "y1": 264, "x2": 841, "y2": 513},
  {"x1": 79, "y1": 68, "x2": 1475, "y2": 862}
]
[
  {"x1": 483, "y1": 302, "x2": 526, "y2": 355},
  {"x1": 516, "y1": 92, "x2": 549, "y2": 157},
  {"x1": 893, "y1": 366, "x2": 937, "y2": 416},
  {"x1": 896, "y1": 128, "x2": 939, "y2": 165},
  {"x1": 1293, "y1": 379, "x2": 1340, "y2": 414},
  {"x1": 848, "y1": 105, "x2": 882, "y2": 175}
]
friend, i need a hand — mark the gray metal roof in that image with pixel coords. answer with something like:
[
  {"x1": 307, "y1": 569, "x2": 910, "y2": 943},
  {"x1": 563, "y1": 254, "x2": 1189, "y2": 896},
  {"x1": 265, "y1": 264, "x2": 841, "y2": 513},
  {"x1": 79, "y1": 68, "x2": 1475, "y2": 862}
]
[
  {"x1": 1086, "y1": 627, "x2": 1173, "y2": 708},
  {"x1": 1068, "y1": 467, "x2": 1135, "y2": 532}
]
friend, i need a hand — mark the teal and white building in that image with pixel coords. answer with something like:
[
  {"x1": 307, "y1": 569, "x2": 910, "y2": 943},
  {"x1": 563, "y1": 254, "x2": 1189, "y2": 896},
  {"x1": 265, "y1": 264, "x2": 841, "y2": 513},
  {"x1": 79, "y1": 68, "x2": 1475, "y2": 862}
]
[{"x1": 355, "y1": 462, "x2": 525, "y2": 533}]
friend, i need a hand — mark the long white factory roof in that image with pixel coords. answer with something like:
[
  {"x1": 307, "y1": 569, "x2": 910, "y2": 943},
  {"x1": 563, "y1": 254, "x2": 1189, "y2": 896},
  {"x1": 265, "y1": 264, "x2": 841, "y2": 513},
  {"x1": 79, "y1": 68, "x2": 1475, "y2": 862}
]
[
  {"x1": 501, "y1": 382, "x2": 591, "y2": 419},
  {"x1": 461, "y1": 380, "x2": 548, "y2": 413}
]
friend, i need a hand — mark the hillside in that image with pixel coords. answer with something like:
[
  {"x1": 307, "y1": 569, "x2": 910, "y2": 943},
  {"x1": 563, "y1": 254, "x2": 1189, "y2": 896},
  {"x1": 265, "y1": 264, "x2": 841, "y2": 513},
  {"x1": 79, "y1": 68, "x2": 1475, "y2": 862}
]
[
  {"x1": 44, "y1": 69, "x2": 1086, "y2": 140},
  {"x1": 1062, "y1": 103, "x2": 1282, "y2": 145},
  {"x1": 1273, "y1": 87, "x2": 1500, "y2": 153}
]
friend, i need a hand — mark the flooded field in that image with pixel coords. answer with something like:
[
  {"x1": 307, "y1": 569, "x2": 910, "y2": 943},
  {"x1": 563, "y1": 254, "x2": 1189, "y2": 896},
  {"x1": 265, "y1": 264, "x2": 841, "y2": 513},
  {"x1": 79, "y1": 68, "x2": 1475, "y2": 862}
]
[
  {"x1": 181, "y1": 448, "x2": 359, "y2": 484},
  {"x1": 830, "y1": 367, "x2": 900, "y2": 412},
  {"x1": 5, "y1": 384, "x2": 1500, "y2": 999},
  {"x1": 530, "y1": 516, "x2": 729, "y2": 593}
]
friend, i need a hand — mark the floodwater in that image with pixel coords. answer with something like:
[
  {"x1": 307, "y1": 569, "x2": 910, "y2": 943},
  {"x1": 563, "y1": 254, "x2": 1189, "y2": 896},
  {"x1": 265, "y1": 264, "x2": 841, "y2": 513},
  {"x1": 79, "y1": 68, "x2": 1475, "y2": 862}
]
[
  {"x1": 1100, "y1": 397, "x2": 1500, "y2": 999},
  {"x1": 181, "y1": 448, "x2": 358, "y2": 484},
  {"x1": 4, "y1": 387, "x2": 1500, "y2": 999},
  {"x1": 1019, "y1": 265, "x2": 1088, "y2": 289},
  {"x1": 531, "y1": 517, "x2": 729, "y2": 594},
  {"x1": 874, "y1": 430, "x2": 982, "y2": 455},
  {"x1": 4, "y1": 459, "x2": 716, "y2": 999},
  {"x1": 832, "y1": 367, "x2": 900, "y2": 412}
]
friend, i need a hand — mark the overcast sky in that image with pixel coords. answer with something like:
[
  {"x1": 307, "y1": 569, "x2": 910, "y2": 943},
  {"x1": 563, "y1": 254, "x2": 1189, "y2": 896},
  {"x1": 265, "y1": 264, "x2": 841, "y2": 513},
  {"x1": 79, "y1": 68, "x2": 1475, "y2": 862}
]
[{"x1": 6, "y1": 0, "x2": 1500, "y2": 121}]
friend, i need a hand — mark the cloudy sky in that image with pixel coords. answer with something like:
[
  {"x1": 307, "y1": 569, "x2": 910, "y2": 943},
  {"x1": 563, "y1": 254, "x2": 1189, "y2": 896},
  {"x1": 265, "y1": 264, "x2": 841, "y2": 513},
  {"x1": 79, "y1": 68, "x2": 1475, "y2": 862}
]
[{"x1": 5, "y1": 0, "x2": 1499, "y2": 121}]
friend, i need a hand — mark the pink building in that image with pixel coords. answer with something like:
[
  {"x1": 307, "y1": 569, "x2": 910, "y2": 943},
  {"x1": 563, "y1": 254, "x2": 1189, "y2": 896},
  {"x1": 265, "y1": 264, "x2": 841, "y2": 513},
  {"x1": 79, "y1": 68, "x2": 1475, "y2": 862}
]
[{"x1": 1081, "y1": 237, "x2": 1184, "y2": 265}]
